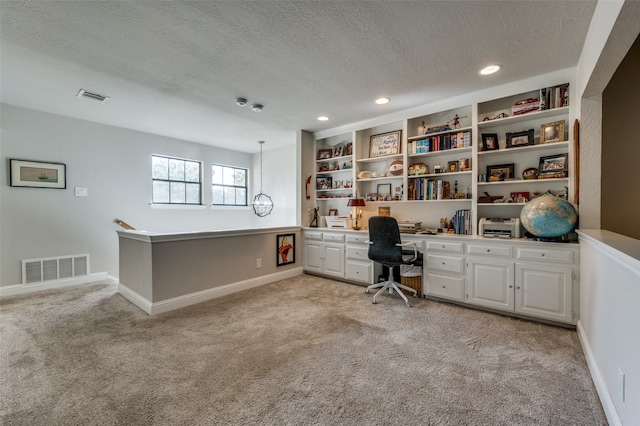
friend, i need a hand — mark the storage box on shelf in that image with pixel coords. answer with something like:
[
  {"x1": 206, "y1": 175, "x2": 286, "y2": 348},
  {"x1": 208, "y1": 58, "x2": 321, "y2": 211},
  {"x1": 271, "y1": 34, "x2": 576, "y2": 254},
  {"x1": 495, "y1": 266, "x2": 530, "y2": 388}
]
[{"x1": 476, "y1": 83, "x2": 572, "y2": 224}]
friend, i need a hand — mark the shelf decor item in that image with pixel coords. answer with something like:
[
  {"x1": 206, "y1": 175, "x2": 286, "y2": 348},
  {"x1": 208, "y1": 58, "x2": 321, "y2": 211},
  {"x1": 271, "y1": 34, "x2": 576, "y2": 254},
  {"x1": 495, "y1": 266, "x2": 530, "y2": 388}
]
[
  {"x1": 540, "y1": 120, "x2": 565, "y2": 144},
  {"x1": 447, "y1": 161, "x2": 458, "y2": 173},
  {"x1": 481, "y1": 133, "x2": 499, "y2": 151},
  {"x1": 522, "y1": 167, "x2": 539, "y2": 180},
  {"x1": 317, "y1": 148, "x2": 333, "y2": 160},
  {"x1": 369, "y1": 130, "x2": 401, "y2": 158},
  {"x1": 344, "y1": 142, "x2": 353, "y2": 156},
  {"x1": 388, "y1": 159, "x2": 403, "y2": 176},
  {"x1": 505, "y1": 129, "x2": 535, "y2": 148},
  {"x1": 486, "y1": 163, "x2": 515, "y2": 181},
  {"x1": 9, "y1": 158, "x2": 66, "y2": 189},
  {"x1": 538, "y1": 153, "x2": 568, "y2": 178},
  {"x1": 332, "y1": 143, "x2": 344, "y2": 158},
  {"x1": 316, "y1": 176, "x2": 332, "y2": 190},
  {"x1": 377, "y1": 183, "x2": 392, "y2": 201}
]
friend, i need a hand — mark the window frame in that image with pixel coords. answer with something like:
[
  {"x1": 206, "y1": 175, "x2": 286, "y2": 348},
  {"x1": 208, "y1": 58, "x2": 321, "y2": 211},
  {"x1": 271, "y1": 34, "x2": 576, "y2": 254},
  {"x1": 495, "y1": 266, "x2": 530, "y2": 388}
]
[
  {"x1": 211, "y1": 163, "x2": 249, "y2": 207},
  {"x1": 151, "y1": 154, "x2": 203, "y2": 205}
]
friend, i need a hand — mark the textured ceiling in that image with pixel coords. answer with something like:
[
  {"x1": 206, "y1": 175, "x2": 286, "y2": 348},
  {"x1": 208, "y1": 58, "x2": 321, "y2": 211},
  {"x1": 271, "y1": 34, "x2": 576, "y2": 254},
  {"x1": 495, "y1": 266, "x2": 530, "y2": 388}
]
[{"x1": 0, "y1": 1, "x2": 597, "y2": 153}]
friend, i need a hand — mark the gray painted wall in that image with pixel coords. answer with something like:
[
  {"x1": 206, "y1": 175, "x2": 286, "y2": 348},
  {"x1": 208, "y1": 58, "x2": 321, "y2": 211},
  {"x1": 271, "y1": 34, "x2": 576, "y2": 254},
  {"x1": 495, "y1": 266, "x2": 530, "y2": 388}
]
[{"x1": 1, "y1": 104, "x2": 298, "y2": 286}]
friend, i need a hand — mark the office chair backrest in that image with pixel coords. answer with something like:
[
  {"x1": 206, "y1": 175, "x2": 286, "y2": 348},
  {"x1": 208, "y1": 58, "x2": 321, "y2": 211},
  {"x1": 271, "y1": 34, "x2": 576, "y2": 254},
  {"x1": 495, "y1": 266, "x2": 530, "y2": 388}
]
[{"x1": 368, "y1": 216, "x2": 404, "y2": 265}]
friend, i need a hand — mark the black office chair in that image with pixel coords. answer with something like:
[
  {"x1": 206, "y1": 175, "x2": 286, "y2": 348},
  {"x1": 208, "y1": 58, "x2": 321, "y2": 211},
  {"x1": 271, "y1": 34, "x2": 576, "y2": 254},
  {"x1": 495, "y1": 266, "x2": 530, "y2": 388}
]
[{"x1": 366, "y1": 216, "x2": 419, "y2": 307}]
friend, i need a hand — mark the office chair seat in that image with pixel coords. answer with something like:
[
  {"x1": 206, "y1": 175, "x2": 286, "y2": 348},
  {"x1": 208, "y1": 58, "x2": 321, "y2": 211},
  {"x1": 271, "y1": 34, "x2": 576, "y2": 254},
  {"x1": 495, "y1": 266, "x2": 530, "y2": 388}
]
[{"x1": 365, "y1": 216, "x2": 419, "y2": 307}]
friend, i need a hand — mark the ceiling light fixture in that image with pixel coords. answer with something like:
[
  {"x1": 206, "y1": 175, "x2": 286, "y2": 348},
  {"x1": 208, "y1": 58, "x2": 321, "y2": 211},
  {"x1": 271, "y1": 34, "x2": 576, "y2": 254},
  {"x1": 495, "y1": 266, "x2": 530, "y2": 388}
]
[
  {"x1": 317, "y1": 116, "x2": 329, "y2": 121},
  {"x1": 479, "y1": 64, "x2": 501, "y2": 75},
  {"x1": 251, "y1": 141, "x2": 274, "y2": 217},
  {"x1": 375, "y1": 97, "x2": 390, "y2": 105},
  {"x1": 236, "y1": 97, "x2": 247, "y2": 107},
  {"x1": 251, "y1": 104, "x2": 263, "y2": 112}
]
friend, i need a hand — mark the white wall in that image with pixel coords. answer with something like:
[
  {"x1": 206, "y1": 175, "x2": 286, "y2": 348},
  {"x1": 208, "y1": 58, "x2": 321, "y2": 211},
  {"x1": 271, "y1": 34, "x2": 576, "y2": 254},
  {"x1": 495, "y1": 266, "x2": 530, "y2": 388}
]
[{"x1": 0, "y1": 104, "x2": 297, "y2": 286}]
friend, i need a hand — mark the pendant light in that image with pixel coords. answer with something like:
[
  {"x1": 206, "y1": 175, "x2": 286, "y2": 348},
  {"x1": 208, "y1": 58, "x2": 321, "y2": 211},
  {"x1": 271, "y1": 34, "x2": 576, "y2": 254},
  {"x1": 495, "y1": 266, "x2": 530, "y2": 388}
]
[{"x1": 252, "y1": 140, "x2": 274, "y2": 217}]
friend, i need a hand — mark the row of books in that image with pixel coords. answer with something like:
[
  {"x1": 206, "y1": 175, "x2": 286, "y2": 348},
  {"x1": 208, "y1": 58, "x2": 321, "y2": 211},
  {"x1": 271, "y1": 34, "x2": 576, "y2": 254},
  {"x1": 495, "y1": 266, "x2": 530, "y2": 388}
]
[
  {"x1": 408, "y1": 179, "x2": 452, "y2": 201},
  {"x1": 540, "y1": 84, "x2": 570, "y2": 110},
  {"x1": 398, "y1": 221, "x2": 421, "y2": 234},
  {"x1": 408, "y1": 131, "x2": 471, "y2": 154},
  {"x1": 452, "y1": 209, "x2": 472, "y2": 235}
]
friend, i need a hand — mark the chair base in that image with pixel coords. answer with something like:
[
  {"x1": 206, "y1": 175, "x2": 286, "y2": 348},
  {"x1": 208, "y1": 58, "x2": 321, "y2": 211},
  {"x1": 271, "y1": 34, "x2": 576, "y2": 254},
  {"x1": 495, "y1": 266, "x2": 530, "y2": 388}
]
[{"x1": 366, "y1": 279, "x2": 417, "y2": 307}]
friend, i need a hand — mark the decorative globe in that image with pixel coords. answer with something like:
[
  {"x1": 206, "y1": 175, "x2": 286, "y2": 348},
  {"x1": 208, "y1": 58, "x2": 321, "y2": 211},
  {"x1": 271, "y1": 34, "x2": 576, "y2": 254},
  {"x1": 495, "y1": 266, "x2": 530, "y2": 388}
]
[{"x1": 520, "y1": 192, "x2": 577, "y2": 238}]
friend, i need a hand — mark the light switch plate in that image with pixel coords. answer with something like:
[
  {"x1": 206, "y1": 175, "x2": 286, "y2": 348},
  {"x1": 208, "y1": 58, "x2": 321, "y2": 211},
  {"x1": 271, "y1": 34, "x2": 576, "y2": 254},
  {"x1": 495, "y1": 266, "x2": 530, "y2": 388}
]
[{"x1": 75, "y1": 187, "x2": 88, "y2": 197}]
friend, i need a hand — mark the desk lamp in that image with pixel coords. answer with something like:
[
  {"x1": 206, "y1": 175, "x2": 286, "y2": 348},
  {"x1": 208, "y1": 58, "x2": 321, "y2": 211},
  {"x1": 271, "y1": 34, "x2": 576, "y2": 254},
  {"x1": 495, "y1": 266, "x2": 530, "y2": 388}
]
[{"x1": 347, "y1": 198, "x2": 366, "y2": 230}]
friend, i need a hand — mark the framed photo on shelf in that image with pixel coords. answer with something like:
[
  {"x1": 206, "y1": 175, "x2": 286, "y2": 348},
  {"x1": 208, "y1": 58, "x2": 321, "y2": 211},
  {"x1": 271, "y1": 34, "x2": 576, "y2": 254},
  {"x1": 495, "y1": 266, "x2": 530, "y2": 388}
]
[
  {"x1": 376, "y1": 183, "x2": 392, "y2": 201},
  {"x1": 539, "y1": 153, "x2": 568, "y2": 177},
  {"x1": 276, "y1": 234, "x2": 295, "y2": 267},
  {"x1": 510, "y1": 191, "x2": 530, "y2": 203},
  {"x1": 540, "y1": 120, "x2": 565, "y2": 144},
  {"x1": 486, "y1": 163, "x2": 515, "y2": 181},
  {"x1": 344, "y1": 142, "x2": 353, "y2": 156},
  {"x1": 332, "y1": 143, "x2": 344, "y2": 158},
  {"x1": 365, "y1": 193, "x2": 377, "y2": 202},
  {"x1": 316, "y1": 176, "x2": 332, "y2": 190},
  {"x1": 9, "y1": 158, "x2": 66, "y2": 189},
  {"x1": 505, "y1": 129, "x2": 535, "y2": 148},
  {"x1": 481, "y1": 133, "x2": 499, "y2": 151},
  {"x1": 317, "y1": 149, "x2": 333, "y2": 160},
  {"x1": 378, "y1": 206, "x2": 391, "y2": 216},
  {"x1": 328, "y1": 209, "x2": 338, "y2": 216},
  {"x1": 370, "y1": 130, "x2": 401, "y2": 158},
  {"x1": 447, "y1": 161, "x2": 458, "y2": 173}
]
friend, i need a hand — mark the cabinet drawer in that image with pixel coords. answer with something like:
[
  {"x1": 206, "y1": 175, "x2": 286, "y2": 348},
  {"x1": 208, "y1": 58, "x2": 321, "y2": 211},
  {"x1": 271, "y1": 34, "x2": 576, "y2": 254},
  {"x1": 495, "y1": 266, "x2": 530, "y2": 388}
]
[
  {"x1": 516, "y1": 247, "x2": 573, "y2": 264},
  {"x1": 346, "y1": 245, "x2": 369, "y2": 260},
  {"x1": 304, "y1": 231, "x2": 323, "y2": 241},
  {"x1": 425, "y1": 272, "x2": 464, "y2": 301},
  {"x1": 323, "y1": 233, "x2": 345, "y2": 243},
  {"x1": 346, "y1": 260, "x2": 373, "y2": 283},
  {"x1": 467, "y1": 244, "x2": 512, "y2": 258},
  {"x1": 426, "y1": 254, "x2": 464, "y2": 274},
  {"x1": 346, "y1": 234, "x2": 369, "y2": 244},
  {"x1": 426, "y1": 240, "x2": 464, "y2": 253}
]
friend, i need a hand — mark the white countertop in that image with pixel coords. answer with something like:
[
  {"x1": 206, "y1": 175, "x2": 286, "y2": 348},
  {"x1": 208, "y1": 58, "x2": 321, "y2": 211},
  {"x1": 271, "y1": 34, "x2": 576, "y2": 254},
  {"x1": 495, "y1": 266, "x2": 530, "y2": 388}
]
[{"x1": 116, "y1": 226, "x2": 300, "y2": 243}]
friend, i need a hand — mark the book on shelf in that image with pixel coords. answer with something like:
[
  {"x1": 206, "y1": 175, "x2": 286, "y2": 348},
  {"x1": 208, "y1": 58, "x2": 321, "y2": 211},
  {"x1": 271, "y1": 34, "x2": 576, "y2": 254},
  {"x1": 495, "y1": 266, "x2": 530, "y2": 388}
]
[
  {"x1": 408, "y1": 131, "x2": 471, "y2": 155},
  {"x1": 539, "y1": 83, "x2": 569, "y2": 110},
  {"x1": 399, "y1": 221, "x2": 422, "y2": 234}
]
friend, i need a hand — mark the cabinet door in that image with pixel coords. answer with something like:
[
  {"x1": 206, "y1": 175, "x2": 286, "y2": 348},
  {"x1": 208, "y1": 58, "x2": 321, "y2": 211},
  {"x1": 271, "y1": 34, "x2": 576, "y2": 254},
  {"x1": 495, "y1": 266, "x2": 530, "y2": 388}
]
[
  {"x1": 466, "y1": 258, "x2": 514, "y2": 312},
  {"x1": 303, "y1": 241, "x2": 323, "y2": 273},
  {"x1": 515, "y1": 263, "x2": 573, "y2": 323},
  {"x1": 323, "y1": 244, "x2": 345, "y2": 278}
]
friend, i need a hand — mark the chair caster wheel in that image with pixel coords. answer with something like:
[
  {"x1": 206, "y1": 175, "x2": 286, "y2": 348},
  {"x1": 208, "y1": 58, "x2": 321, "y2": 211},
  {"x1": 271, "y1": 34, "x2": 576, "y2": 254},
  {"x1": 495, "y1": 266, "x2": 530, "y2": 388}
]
[
  {"x1": 365, "y1": 290, "x2": 370, "y2": 294},
  {"x1": 406, "y1": 303, "x2": 411, "y2": 308},
  {"x1": 372, "y1": 300, "x2": 377, "y2": 304}
]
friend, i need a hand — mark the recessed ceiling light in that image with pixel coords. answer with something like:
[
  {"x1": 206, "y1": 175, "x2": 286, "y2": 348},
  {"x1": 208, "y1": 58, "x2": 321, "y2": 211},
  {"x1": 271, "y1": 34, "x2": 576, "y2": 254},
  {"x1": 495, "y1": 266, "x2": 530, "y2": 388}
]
[
  {"x1": 375, "y1": 97, "x2": 390, "y2": 105},
  {"x1": 479, "y1": 65, "x2": 501, "y2": 75},
  {"x1": 251, "y1": 104, "x2": 263, "y2": 112},
  {"x1": 236, "y1": 97, "x2": 247, "y2": 107},
  {"x1": 317, "y1": 116, "x2": 329, "y2": 121}
]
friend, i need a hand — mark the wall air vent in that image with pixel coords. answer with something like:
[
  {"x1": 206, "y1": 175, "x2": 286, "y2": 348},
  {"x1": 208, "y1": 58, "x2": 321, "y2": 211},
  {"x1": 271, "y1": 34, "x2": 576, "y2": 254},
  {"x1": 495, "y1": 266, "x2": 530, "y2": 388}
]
[
  {"x1": 76, "y1": 89, "x2": 110, "y2": 103},
  {"x1": 22, "y1": 254, "x2": 90, "y2": 284}
]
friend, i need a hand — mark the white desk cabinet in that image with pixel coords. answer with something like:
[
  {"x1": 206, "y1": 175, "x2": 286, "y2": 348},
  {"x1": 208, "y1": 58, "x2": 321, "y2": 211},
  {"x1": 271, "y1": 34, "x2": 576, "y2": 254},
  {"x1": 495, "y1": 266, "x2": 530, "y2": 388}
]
[
  {"x1": 466, "y1": 257, "x2": 515, "y2": 311},
  {"x1": 303, "y1": 231, "x2": 345, "y2": 279}
]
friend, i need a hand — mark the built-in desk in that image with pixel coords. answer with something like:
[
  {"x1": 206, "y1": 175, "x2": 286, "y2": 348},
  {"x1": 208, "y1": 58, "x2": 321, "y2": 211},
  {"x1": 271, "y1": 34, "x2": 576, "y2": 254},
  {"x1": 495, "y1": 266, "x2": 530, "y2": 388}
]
[
  {"x1": 117, "y1": 227, "x2": 301, "y2": 315},
  {"x1": 302, "y1": 227, "x2": 580, "y2": 326}
]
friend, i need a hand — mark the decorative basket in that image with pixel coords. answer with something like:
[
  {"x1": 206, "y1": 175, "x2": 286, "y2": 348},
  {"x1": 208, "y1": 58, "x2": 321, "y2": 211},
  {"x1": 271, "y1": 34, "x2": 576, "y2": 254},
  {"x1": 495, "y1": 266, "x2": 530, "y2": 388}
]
[{"x1": 400, "y1": 275, "x2": 422, "y2": 297}]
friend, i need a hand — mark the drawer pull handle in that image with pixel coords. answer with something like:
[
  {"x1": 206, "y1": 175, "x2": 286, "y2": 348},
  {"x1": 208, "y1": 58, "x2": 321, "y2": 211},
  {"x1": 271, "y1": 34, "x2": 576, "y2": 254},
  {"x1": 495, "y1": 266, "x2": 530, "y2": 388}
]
[
  {"x1": 486, "y1": 249, "x2": 491, "y2": 253},
  {"x1": 541, "y1": 253, "x2": 546, "y2": 257},
  {"x1": 442, "y1": 262, "x2": 446, "y2": 265},
  {"x1": 442, "y1": 245, "x2": 446, "y2": 249},
  {"x1": 509, "y1": 285, "x2": 513, "y2": 288},
  {"x1": 517, "y1": 286, "x2": 521, "y2": 290},
  {"x1": 442, "y1": 285, "x2": 446, "y2": 288}
]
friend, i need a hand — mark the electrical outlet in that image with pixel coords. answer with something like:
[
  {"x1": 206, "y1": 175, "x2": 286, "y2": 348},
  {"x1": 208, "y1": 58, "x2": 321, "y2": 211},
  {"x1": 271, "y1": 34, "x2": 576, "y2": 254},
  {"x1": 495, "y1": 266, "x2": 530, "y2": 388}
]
[
  {"x1": 75, "y1": 187, "x2": 88, "y2": 197},
  {"x1": 256, "y1": 258, "x2": 262, "y2": 268},
  {"x1": 618, "y1": 367, "x2": 626, "y2": 402}
]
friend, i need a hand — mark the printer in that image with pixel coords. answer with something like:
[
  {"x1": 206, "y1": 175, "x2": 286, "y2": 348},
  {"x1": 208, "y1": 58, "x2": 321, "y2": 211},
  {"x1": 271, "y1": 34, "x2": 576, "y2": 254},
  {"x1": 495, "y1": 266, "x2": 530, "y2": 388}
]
[
  {"x1": 479, "y1": 217, "x2": 521, "y2": 238},
  {"x1": 325, "y1": 216, "x2": 349, "y2": 229}
]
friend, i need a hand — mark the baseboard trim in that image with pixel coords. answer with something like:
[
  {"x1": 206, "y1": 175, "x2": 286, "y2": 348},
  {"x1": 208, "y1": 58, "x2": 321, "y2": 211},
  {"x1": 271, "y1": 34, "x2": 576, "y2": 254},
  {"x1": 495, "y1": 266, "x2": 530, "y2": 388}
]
[
  {"x1": 118, "y1": 267, "x2": 304, "y2": 316},
  {"x1": 0, "y1": 272, "x2": 109, "y2": 297},
  {"x1": 576, "y1": 320, "x2": 621, "y2": 426}
]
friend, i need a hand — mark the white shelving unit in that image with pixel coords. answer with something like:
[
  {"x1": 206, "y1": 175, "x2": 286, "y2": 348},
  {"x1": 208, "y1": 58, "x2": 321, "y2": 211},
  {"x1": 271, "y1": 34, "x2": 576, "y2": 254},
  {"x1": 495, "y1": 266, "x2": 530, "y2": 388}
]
[{"x1": 311, "y1": 81, "x2": 574, "y2": 236}]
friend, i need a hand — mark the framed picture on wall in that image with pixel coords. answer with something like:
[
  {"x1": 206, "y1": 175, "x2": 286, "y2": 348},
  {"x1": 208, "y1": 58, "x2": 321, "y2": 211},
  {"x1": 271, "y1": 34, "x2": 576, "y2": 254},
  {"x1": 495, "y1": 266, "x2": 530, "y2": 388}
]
[
  {"x1": 277, "y1": 234, "x2": 295, "y2": 266},
  {"x1": 10, "y1": 159, "x2": 67, "y2": 189}
]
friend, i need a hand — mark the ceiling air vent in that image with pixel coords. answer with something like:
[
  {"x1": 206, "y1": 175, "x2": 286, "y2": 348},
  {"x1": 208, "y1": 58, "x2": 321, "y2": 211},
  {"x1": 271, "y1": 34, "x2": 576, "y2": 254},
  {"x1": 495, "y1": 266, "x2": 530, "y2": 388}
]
[{"x1": 76, "y1": 89, "x2": 110, "y2": 103}]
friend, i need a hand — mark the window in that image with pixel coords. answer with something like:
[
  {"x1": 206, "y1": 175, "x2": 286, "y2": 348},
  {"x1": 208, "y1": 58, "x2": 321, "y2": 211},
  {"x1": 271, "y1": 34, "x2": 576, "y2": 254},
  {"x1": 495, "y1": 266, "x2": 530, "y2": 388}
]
[
  {"x1": 152, "y1": 155, "x2": 201, "y2": 204},
  {"x1": 212, "y1": 164, "x2": 247, "y2": 206}
]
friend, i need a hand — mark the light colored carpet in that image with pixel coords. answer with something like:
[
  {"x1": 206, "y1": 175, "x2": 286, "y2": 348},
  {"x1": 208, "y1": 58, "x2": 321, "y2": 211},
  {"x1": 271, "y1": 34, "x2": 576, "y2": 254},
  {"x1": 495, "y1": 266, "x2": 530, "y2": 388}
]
[{"x1": 1, "y1": 274, "x2": 606, "y2": 425}]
